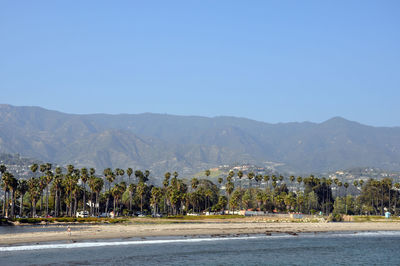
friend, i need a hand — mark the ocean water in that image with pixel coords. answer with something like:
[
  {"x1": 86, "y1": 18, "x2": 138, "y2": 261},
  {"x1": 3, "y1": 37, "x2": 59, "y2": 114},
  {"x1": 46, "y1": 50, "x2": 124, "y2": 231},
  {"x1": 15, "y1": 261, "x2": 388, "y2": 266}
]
[{"x1": 1, "y1": 231, "x2": 400, "y2": 265}]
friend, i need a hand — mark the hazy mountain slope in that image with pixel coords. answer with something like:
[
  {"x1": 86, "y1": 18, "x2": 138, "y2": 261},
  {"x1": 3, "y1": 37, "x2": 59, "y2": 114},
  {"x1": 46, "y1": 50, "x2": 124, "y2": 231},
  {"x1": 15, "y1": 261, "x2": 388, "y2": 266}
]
[{"x1": 1, "y1": 104, "x2": 400, "y2": 176}]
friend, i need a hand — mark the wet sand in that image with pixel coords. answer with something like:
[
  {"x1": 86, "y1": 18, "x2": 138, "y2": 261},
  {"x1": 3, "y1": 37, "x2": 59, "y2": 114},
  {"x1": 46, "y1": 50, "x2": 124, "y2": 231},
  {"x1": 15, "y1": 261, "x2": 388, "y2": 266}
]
[{"x1": 2, "y1": 219, "x2": 400, "y2": 245}]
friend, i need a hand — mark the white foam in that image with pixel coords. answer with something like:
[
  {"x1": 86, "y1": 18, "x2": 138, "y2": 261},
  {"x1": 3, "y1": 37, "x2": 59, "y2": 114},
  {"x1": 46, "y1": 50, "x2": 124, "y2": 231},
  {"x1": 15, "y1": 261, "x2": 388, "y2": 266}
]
[{"x1": 0, "y1": 236, "x2": 265, "y2": 252}]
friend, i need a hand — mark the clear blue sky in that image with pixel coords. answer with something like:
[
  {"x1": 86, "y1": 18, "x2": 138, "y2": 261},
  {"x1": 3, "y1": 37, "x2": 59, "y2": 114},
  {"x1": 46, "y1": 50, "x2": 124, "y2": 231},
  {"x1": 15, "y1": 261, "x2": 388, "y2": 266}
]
[{"x1": 1, "y1": 1, "x2": 399, "y2": 126}]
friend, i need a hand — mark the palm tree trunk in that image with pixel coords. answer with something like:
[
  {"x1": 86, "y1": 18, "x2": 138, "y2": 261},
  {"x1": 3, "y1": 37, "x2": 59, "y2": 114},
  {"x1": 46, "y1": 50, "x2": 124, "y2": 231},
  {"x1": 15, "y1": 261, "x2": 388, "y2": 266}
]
[
  {"x1": 40, "y1": 194, "x2": 43, "y2": 214},
  {"x1": 46, "y1": 186, "x2": 49, "y2": 217},
  {"x1": 95, "y1": 192, "x2": 99, "y2": 216},
  {"x1": 90, "y1": 191, "x2": 93, "y2": 216},
  {"x1": 83, "y1": 183, "x2": 86, "y2": 213},
  {"x1": 32, "y1": 199, "x2": 36, "y2": 217},
  {"x1": 54, "y1": 190, "x2": 58, "y2": 217},
  {"x1": 74, "y1": 196, "x2": 77, "y2": 216},
  {"x1": 2, "y1": 190, "x2": 6, "y2": 217},
  {"x1": 129, "y1": 192, "x2": 132, "y2": 212},
  {"x1": 20, "y1": 193, "x2": 24, "y2": 217},
  {"x1": 5, "y1": 190, "x2": 10, "y2": 217},
  {"x1": 11, "y1": 190, "x2": 15, "y2": 218},
  {"x1": 140, "y1": 196, "x2": 143, "y2": 213}
]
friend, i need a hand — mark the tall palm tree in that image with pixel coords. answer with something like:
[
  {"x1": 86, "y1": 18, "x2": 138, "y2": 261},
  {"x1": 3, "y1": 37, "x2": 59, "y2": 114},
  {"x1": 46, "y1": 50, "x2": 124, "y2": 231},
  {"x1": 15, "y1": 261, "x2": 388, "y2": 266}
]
[
  {"x1": 45, "y1": 170, "x2": 53, "y2": 217},
  {"x1": 104, "y1": 168, "x2": 115, "y2": 213},
  {"x1": 27, "y1": 177, "x2": 40, "y2": 217},
  {"x1": 1, "y1": 170, "x2": 10, "y2": 217},
  {"x1": 17, "y1": 179, "x2": 28, "y2": 217},
  {"x1": 289, "y1": 176, "x2": 295, "y2": 191},
  {"x1": 81, "y1": 168, "x2": 89, "y2": 214},
  {"x1": 112, "y1": 183, "x2": 125, "y2": 215},
  {"x1": 118, "y1": 169, "x2": 125, "y2": 183},
  {"x1": 247, "y1": 172, "x2": 255, "y2": 188},
  {"x1": 136, "y1": 182, "x2": 146, "y2": 213},
  {"x1": 8, "y1": 174, "x2": 17, "y2": 218},
  {"x1": 38, "y1": 175, "x2": 46, "y2": 214},
  {"x1": 64, "y1": 172, "x2": 79, "y2": 216},
  {"x1": 93, "y1": 177, "x2": 104, "y2": 216},
  {"x1": 237, "y1": 171, "x2": 243, "y2": 189},
  {"x1": 128, "y1": 183, "x2": 136, "y2": 212},
  {"x1": 297, "y1": 176, "x2": 303, "y2": 191},
  {"x1": 255, "y1": 174, "x2": 262, "y2": 188},
  {"x1": 263, "y1": 175, "x2": 270, "y2": 189},
  {"x1": 52, "y1": 175, "x2": 62, "y2": 217},
  {"x1": 279, "y1": 175, "x2": 284, "y2": 184},
  {"x1": 126, "y1": 168, "x2": 133, "y2": 184},
  {"x1": 151, "y1": 187, "x2": 162, "y2": 215},
  {"x1": 343, "y1": 182, "x2": 349, "y2": 214},
  {"x1": 225, "y1": 181, "x2": 234, "y2": 211}
]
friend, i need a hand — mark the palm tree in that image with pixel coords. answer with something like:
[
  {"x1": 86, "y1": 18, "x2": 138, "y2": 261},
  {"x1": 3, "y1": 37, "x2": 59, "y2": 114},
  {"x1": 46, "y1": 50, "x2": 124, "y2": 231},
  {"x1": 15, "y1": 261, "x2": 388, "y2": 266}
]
[
  {"x1": 297, "y1": 176, "x2": 303, "y2": 191},
  {"x1": 67, "y1": 164, "x2": 74, "y2": 175},
  {"x1": 247, "y1": 172, "x2": 255, "y2": 188},
  {"x1": 17, "y1": 179, "x2": 28, "y2": 217},
  {"x1": 93, "y1": 177, "x2": 104, "y2": 216},
  {"x1": 1, "y1": 169, "x2": 10, "y2": 217},
  {"x1": 104, "y1": 168, "x2": 115, "y2": 213},
  {"x1": 151, "y1": 187, "x2": 162, "y2": 215},
  {"x1": 81, "y1": 168, "x2": 89, "y2": 214},
  {"x1": 128, "y1": 183, "x2": 136, "y2": 212},
  {"x1": 38, "y1": 175, "x2": 46, "y2": 214},
  {"x1": 263, "y1": 175, "x2": 270, "y2": 189},
  {"x1": 225, "y1": 181, "x2": 234, "y2": 211},
  {"x1": 126, "y1": 168, "x2": 133, "y2": 184},
  {"x1": 64, "y1": 172, "x2": 79, "y2": 216},
  {"x1": 112, "y1": 183, "x2": 125, "y2": 215},
  {"x1": 45, "y1": 170, "x2": 53, "y2": 217},
  {"x1": 326, "y1": 179, "x2": 333, "y2": 214},
  {"x1": 27, "y1": 177, "x2": 40, "y2": 217},
  {"x1": 52, "y1": 175, "x2": 63, "y2": 217},
  {"x1": 136, "y1": 182, "x2": 146, "y2": 213},
  {"x1": 289, "y1": 176, "x2": 295, "y2": 191},
  {"x1": 343, "y1": 182, "x2": 349, "y2": 214},
  {"x1": 163, "y1": 172, "x2": 171, "y2": 214},
  {"x1": 255, "y1": 174, "x2": 262, "y2": 188},
  {"x1": 8, "y1": 175, "x2": 17, "y2": 218},
  {"x1": 237, "y1": 171, "x2": 243, "y2": 189},
  {"x1": 279, "y1": 175, "x2": 284, "y2": 184}
]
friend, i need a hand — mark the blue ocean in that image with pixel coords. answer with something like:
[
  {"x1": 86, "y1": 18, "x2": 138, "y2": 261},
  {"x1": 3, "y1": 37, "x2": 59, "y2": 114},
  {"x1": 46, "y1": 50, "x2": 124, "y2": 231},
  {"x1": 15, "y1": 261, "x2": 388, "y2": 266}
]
[{"x1": 1, "y1": 231, "x2": 399, "y2": 265}]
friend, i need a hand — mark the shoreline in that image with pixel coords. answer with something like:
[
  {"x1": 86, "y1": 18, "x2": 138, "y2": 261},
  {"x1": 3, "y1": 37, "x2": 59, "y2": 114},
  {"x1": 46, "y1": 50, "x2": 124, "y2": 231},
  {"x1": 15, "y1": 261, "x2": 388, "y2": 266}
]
[{"x1": 2, "y1": 220, "x2": 400, "y2": 246}]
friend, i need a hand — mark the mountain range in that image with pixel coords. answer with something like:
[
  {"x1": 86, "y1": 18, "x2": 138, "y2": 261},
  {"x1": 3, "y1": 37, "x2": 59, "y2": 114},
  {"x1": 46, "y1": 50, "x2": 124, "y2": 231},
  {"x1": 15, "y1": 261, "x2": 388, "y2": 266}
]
[{"x1": 0, "y1": 104, "x2": 399, "y2": 178}]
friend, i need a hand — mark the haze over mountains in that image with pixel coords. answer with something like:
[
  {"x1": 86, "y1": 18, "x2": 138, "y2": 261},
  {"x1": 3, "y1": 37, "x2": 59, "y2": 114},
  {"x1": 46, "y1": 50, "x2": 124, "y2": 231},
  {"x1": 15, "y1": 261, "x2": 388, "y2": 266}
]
[{"x1": 0, "y1": 104, "x2": 399, "y2": 177}]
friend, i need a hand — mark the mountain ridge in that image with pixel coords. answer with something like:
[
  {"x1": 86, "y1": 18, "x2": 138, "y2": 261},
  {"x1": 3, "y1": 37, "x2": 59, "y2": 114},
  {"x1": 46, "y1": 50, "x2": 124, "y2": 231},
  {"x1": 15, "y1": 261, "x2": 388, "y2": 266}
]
[{"x1": 0, "y1": 104, "x2": 399, "y2": 177}]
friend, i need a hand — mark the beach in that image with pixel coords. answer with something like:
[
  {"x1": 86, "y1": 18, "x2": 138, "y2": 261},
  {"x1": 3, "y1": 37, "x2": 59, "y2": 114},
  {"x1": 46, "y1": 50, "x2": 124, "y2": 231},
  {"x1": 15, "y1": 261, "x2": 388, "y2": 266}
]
[{"x1": 2, "y1": 218, "x2": 400, "y2": 245}]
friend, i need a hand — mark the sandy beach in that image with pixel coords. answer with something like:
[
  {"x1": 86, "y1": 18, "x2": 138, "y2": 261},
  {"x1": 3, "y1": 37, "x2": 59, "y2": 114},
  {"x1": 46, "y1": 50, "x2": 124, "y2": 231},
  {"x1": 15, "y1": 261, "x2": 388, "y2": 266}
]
[{"x1": 2, "y1": 218, "x2": 400, "y2": 245}]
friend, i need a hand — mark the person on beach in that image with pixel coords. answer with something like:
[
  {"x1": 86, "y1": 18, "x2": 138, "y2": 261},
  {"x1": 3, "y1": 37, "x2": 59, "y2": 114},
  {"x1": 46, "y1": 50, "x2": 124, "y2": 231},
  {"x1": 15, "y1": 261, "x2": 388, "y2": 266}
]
[{"x1": 67, "y1": 226, "x2": 71, "y2": 236}]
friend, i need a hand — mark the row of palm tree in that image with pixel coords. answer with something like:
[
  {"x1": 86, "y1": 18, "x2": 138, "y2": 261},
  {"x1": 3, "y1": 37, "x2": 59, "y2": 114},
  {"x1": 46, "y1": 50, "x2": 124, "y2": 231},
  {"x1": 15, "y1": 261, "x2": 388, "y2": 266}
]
[{"x1": 1, "y1": 164, "x2": 400, "y2": 218}]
